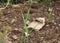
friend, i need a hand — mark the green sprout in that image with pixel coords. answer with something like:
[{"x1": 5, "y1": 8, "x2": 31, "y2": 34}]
[
  {"x1": 21, "y1": 4, "x2": 31, "y2": 43},
  {"x1": 48, "y1": 7, "x2": 53, "y2": 22},
  {"x1": 21, "y1": 0, "x2": 32, "y2": 43}
]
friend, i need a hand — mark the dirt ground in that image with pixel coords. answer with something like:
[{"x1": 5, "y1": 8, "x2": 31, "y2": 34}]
[{"x1": 0, "y1": 1, "x2": 60, "y2": 43}]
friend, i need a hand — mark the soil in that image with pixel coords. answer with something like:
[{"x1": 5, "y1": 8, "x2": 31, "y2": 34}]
[{"x1": 0, "y1": 1, "x2": 60, "y2": 43}]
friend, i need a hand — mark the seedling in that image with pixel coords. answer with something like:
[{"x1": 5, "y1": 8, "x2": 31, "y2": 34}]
[
  {"x1": 21, "y1": 0, "x2": 32, "y2": 43},
  {"x1": 0, "y1": 32, "x2": 6, "y2": 43},
  {"x1": 48, "y1": 7, "x2": 53, "y2": 22},
  {"x1": 0, "y1": 26, "x2": 12, "y2": 43},
  {"x1": 0, "y1": 0, "x2": 11, "y2": 43},
  {"x1": 0, "y1": 0, "x2": 11, "y2": 11},
  {"x1": 21, "y1": 6, "x2": 31, "y2": 43}
]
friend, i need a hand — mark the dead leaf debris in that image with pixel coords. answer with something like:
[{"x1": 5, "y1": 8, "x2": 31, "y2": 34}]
[{"x1": 27, "y1": 17, "x2": 45, "y2": 31}]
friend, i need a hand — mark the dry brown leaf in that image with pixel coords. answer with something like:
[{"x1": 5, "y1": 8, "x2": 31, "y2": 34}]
[
  {"x1": 6, "y1": 26, "x2": 12, "y2": 31},
  {"x1": 12, "y1": 35, "x2": 18, "y2": 40},
  {"x1": 27, "y1": 17, "x2": 45, "y2": 31},
  {"x1": 12, "y1": 4, "x2": 20, "y2": 8}
]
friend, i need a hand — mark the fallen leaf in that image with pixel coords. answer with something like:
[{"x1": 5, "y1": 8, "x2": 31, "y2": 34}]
[
  {"x1": 6, "y1": 26, "x2": 12, "y2": 31},
  {"x1": 35, "y1": 17, "x2": 45, "y2": 23},
  {"x1": 12, "y1": 4, "x2": 20, "y2": 8},
  {"x1": 11, "y1": 19, "x2": 16, "y2": 24},
  {"x1": 27, "y1": 17, "x2": 45, "y2": 31},
  {"x1": 12, "y1": 28, "x2": 22, "y2": 33},
  {"x1": 12, "y1": 35, "x2": 18, "y2": 40},
  {"x1": 27, "y1": 21, "x2": 38, "y2": 29},
  {"x1": 5, "y1": 26, "x2": 12, "y2": 33}
]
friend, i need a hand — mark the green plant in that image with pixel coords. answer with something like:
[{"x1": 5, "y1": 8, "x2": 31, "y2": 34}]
[
  {"x1": 48, "y1": 13, "x2": 52, "y2": 22},
  {"x1": 21, "y1": 0, "x2": 32, "y2": 43},
  {"x1": 48, "y1": 7, "x2": 53, "y2": 22},
  {"x1": 0, "y1": 33, "x2": 7, "y2": 43},
  {"x1": 5, "y1": 0, "x2": 11, "y2": 7},
  {"x1": 0, "y1": 0, "x2": 11, "y2": 42},
  {"x1": 32, "y1": 0, "x2": 52, "y2": 5},
  {"x1": 0, "y1": 25, "x2": 12, "y2": 43},
  {"x1": 43, "y1": 0, "x2": 51, "y2": 5},
  {"x1": 0, "y1": 0, "x2": 11, "y2": 11},
  {"x1": 21, "y1": 5, "x2": 31, "y2": 43}
]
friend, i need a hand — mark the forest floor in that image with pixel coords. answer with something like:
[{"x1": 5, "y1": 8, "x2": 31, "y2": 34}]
[{"x1": 0, "y1": 1, "x2": 60, "y2": 43}]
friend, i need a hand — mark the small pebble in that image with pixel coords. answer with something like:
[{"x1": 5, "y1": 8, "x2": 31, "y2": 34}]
[
  {"x1": 56, "y1": 8, "x2": 60, "y2": 10},
  {"x1": 51, "y1": 20, "x2": 55, "y2": 23},
  {"x1": 40, "y1": 37, "x2": 44, "y2": 40},
  {"x1": 54, "y1": 22, "x2": 57, "y2": 25},
  {"x1": 56, "y1": 27, "x2": 59, "y2": 29},
  {"x1": 52, "y1": 26, "x2": 55, "y2": 28},
  {"x1": 56, "y1": 17, "x2": 59, "y2": 20},
  {"x1": 14, "y1": 28, "x2": 18, "y2": 30},
  {"x1": 11, "y1": 19, "x2": 16, "y2": 23},
  {"x1": 52, "y1": 13, "x2": 55, "y2": 16},
  {"x1": 59, "y1": 24, "x2": 60, "y2": 26},
  {"x1": 14, "y1": 16, "x2": 17, "y2": 19},
  {"x1": 5, "y1": 17, "x2": 9, "y2": 20},
  {"x1": 51, "y1": 20, "x2": 57, "y2": 25},
  {"x1": 12, "y1": 35, "x2": 18, "y2": 40},
  {"x1": 46, "y1": 25, "x2": 49, "y2": 27}
]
